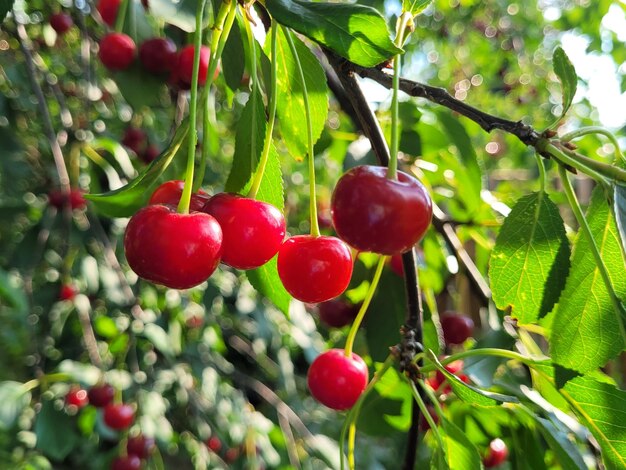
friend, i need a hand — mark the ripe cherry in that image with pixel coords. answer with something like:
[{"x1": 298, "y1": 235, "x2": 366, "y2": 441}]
[
  {"x1": 103, "y1": 403, "x2": 135, "y2": 430},
  {"x1": 87, "y1": 383, "x2": 115, "y2": 408},
  {"x1": 206, "y1": 436, "x2": 222, "y2": 453},
  {"x1": 483, "y1": 438, "x2": 509, "y2": 468},
  {"x1": 50, "y1": 13, "x2": 74, "y2": 35},
  {"x1": 202, "y1": 193, "x2": 286, "y2": 269},
  {"x1": 440, "y1": 311, "x2": 474, "y2": 345},
  {"x1": 177, "y1": 45, "x2": 211, "y2": 86},
  {"x1": 111, "y1": 455, "x2": 141, "y2": 470},
  {"x1": 99, "y1": 33, "x2": 136, "y2": 71},
  {"x1": 224, "y1": 447, "x2": 239, "y2": 463},
  {"x1": 48, "y1": 188, "x2": 87, "y2": 210},
  {"x1": 317, "y1": 299, "x2": 361, "y2": 328},
  {"x1": 59, "y1": 284, "x2": 78, "y2": 301},
  {"x1": 65, "y1": 387, "x2": 89, "y2": 408},
  {"x1": 389, "y1": 254, "x2": 404, "y2": 276},
  {"x1": 418, "y1": 405, "x2": 439, "y2": 431},
  {"x1": 331, "y1": 165, "x2": 432, "y2": 254},
  {"x1": 97, "y1": 0, "x2": 120, "y2": 27},
  {"x1": 307, "y1": 349, "x2": 368, "y2": 410},
  {"x1": 139, "y1": 38, "x2": 177, "y2": 75},
  {"x1": 124, "y1": 204, "x2": 222, "y2": 289},
  {"x1": 140, "y1": 144, "x2": 160, "y2": 163},
  {"x1": 121, "y1": 127, "x2": 147, "y2": 155},
  {"x1": 148, "y1": 180, "x2": 210, "y2": 213},
  {"x1": 127, "y1": 434, "x2": 156, "y2": 459},
  {"x1": 277, "y1": 235, "x2": 353, "y2": 303}
]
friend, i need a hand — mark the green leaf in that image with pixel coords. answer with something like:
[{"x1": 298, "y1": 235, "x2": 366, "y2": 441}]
[
  {"x1": 0, "y1": 268, "x2": 28, "y2": 314},
  {"x1": 551, "y1": 187, "x2": 626, "y2": 373},
  {"x1": 148, "y1": 0, "x2": 207, "y2": 32},
  {"x1": 440, "y1": 418, "x2": 484, "y2": 470},
  {"x1": 551, "y1": 47, "x2": 578, "y2": 125},
  {"x1": 615, "y1": 184, "x2": 626, "y2": 251},
  {"x1": 0, "y1": 0, "x2": 14, "y2": 22},
  {"x1": 85, "y1": 121, "x2": 189, "y2": 217},
  {"x1": 264, "y1": 0, "x2": 402, "y2": 67},
  {"x1": 560, "y1": 375, "x2": 626, "y2": 470},
  {"x1": 247, "y1": 257, "x2": 291, "y2": 316},
  {"x1": 272, "y1": 27, "x2": 329, "y2": 159},
  {"x1": 113, "y1": 63, "x2": 167, "y2": 109},
  {"x1": 0, "y1": 381, "x2": 31, "y2": 430},
  {"x1": 242, "y1": 142, "x2": 284, "y2": 211},
  {"x1": 402, "y1": 0, "x2": 433, "y2": 17},
  {"x1": 489, "y1": 192, "x2": 570, "y2": 324},
  {"x1": 35, "y1": 400, "x2": 80, "y2": 461},
  {"x1": 222, "y1": 21, "x2": 245, "y2": 93}
]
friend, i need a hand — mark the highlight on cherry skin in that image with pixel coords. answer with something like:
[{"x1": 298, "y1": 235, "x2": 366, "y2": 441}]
[{"x1": 483, "y1": 438, "x2": 509, "y2": 468}]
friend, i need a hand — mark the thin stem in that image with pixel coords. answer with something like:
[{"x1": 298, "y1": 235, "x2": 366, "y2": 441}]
[
  {"x1": 177, "y1": 0, "x2": 207, "y2": 214},
  {"x1": 542, "y1": 142, "x2": 626, "y2": 184},
  {"x1": 344, "y1": 256, "x2": 387, "y2": 357},
  {"x1": 115, "y1": 0, "x2": 130, "y2": 32},
  {"x1": 542, "y1": 142, "x2": 610, "y2": 187},
  {"x1": 417, "y1": 347, "x2": 547, "y2": 373},
  {"x1": 407, "y1": 379, "x2": 444, "y2": 449},
  {"x1": 557, "y1": 164, "x2": 626, "y2": 329},
  {"x1": 284, "y1": 28, "x2": 320, "y2": 236},
  {"x1": 535, "y1": 152, "x2": 547, "y2": 193},
  {"x1": 248, "y1": 22, "x2": 279, "y2": 199},
  {"x1": 242, "y1": 10, "x2": 261, "y2": 191},
  {"x1": 348, "y1": 422, "x2": 357, "y2": 470},
  {"x1": 560, "y1": 126, "x2": 625, "y2": 162}
]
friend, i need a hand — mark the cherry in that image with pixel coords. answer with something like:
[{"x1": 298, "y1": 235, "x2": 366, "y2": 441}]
[
  {"x1": 418, "y1": 405, "x2": 439, "y2": 432},
  {"x1": 177, "y1": 45, "x2": 211, "y2": 86},
  {"x1": 440, "y1": 311, "x2": 474, "y2": 345},
  {"x1": 139, "y1": 38, "x2": 177, "y2": 75},
  {"x1": 202, "y1": 193, "x2": 286, "y2": 269},
  {"x1": 141, "y1": 0, "x2": 149, "y2": 9},
  {"x1": 148, "y1": 180, "x2": 210, "y2": 213},
  {"x1": 317, "y1": 299, "x2": 361, "y2": 328},
  {"x1": 435, "y1": 359, "x2": 464, "y2": 386},
  {"x1": 331, "y1": 165, "x2": 432, "y2": 255},
  {"x1": 111, "y1": 455, "x2": 141, "y2": 470},
  {"x1": 140, "y1": 144, "x2": 160, "y2": 164},
  {"x1": 59, "y1": 284, "x2": 78, "y2": 301},
  {"x1": 103, "y1": 403, "x2": 135, "y2": 430},
  {"x1": 389, "y1": 254, "x2": 404, "y2": 276},
  {"x1": 65, "y1": 387, "x2": 89, "y2": 408},
  {"x1": 99, "y1": 33, "x2": 136, "y2": 71},
  {"x1": 50, "y1": 13, "x2": 74, "y2": 35},
  {"x1": 224, "y1": 447, "x2": 239, "y2": 463},
  {"x1": 127, "y1": 434, "x2": 156, "y2": 459},
  {"x1": 121, "y1": 127, "x2": 147, "y2": 155},
  {"x1": 307, "y1": 349, "x2": 368, "y2": 410},
  {"x1": 206, "y1": 436, "x2": 222, "y2": 453},
  {"x1": 124, "y1": 204, "x2": 222, "y2": 289},
  {"x1": 97, "y1": 0, "x2": 121, "y2": 27},
  {"x1": 48, "y1": 188, "x2": 86, "y2": 210},
  {"x1": 483, "y1": 438, "x2": 509, "y2": 468},
  {"x1": 87, "y1": 383, "x2": 115, "y2": 408},
  {"x1": 277, "y1": 235, "x2": 353, "y2": 303}
]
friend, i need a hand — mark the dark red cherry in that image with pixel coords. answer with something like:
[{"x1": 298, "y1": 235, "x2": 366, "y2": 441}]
[
  {"x1": 59, "y1": 284, "x2": 78, "y2": 301},
  {"x1": 389, "y1": 254, "x2": 404, "y2": 276},
  {"x1": 202, "y1": 193, "x2": 286, "y2": 269},
  {"x1": 111, "y1": 455, "x2": 141, "y2": 470},
  {"x1": 440, "y1": 311, "x2": 474, "y2": 345},
  {"x1": 139, "y1": 38, "x2": 177, "y2": 74},
  {"x1": 103, "y1": 403, "x2": 135, "y2": 430},
  {"x1": 50, "y1": 13, "x2": 74, "y2": 35},
  {"x1": 317, "y1": 299, "x2": 361, "y2": 328},
  {"x1": 307, "y1": 349, "x2": 368, "y2": 410},
  {"x1": 121, "y1": 127, "x2": 147, "y2": 155},
  {"x1": 483, "y1": 438, "x2": 509, "y2": 468},
  {"x1": 148, "y1": 180, "x2": 210, "y2": 213},
  {"x1": 87, "y1": 383, "x2": 115, "y2": 407},
  {"x1": 124, "y1": 204, "x2": 222, "y2": 289},
  {"x1": 127, "y1": 434, "x2": 156, "y2": 459},
  {"x1": 206, "y1": 436, "x2": 222, "y2": 452},
  {"x1": 48, "y1": 188, "x2": 86, "y2": 210},
  {"x1": 99, "y1": 33, "x2": 136, "y2": 71},
  {"x1": 140, "y1": 144, "x2": 160, "y2": 163},
  {"x1": 224, "y1": 447, "x2": 239, "y2": 463},
  {"x1": 65, "y1": 387, "x2": 89, "y2": 408},
  {"x1": 177, "y1": 45, "x2": 211, "y2": 86},
  {"x1": 331, "y1": 165, "x2": 432, "y2": 255},
  {"x1": 277, "y1": 235, "x2": 353, "y2": 303},
  {"x1": 419, "y1": 405, "x2": 439, "y2": 431},
  {"x1": 97, "y1": 0, "x2": 121, "y2": 27}
]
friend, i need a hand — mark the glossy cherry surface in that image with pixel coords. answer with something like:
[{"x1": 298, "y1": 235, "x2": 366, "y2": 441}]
[
  {"x1": 121, "y1": 127, "x2": 147, "y2": 155},
  {"x1": 203, "y1": 193, "x2": 286, "y2": 269},
  {"x1": 127, "y1": 434, "x2": 156, "y2": 459},
  {"x1": 317, "y1": 299, "x2": 360, "y2": 328},
  {"x1": 440, "y1": 311, "x2": 474, "y2": 345},
  {"x1": 139, "y1": 37, "x2": 177, "y2": 74},
  {"x1": 177, "y1": 45, "x2": 210, "y2": 86},
  {"x1": 124, "y1": 204, "x2": 222, "y2": 289},
  {"x1": 50, "y1": 13, "x2": 73, "y2": 35},
  {"x1": 307, "y1": 349, "x2": 368, "y2": 410},
  {"x1": 103, "y1": 403, "x2": 135, "y2": 430},
  {"x1": 277, "y1": 235, "x2": 353, "y2": 303},
  {"x1": 331, "y1": 165, "x2": 432, "y2": 255},
  {"x1": 87, "y1": 383, "x2": 115, "y2": 408},
  {"x1": 65, "y1": 387, "x2": 89, "y2": 408},
  {"x1": 111, "y1": 455, "x2": 141, "y2": 470},
  {"x1": 483, "y1": 438, "x2": 509, "y2": 468},
  {"x1": 99, "y1": 33, "x2": 136, "y2": 71},
  {"x1": 148, "y1": 180, "x2": 209, "y2": 212},
  {"x1": 49, "y1": 188, "x2": 86, "y2": 210},
  {"x1": 59, "y1": 284, "x2": 78, "y2": 301},
  {"x1": 97, "y1": 0, "x2": 120, "y2": 26}
]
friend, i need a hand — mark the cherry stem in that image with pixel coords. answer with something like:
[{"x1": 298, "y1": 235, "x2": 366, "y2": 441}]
[
  {"x1": 344, "y1": 256, "x2": 387, "y2": 358},
  {"x1": 177, "y1": 0, "x2": 207, "y2": 215},
  {"x1": 284, "y1": 28, "x2": 320, "y2": 237},
  {"x1": 248, "y1": 21, "x2": 279, "y2": 200},
  {"x1": 534, "y1": 152, "x2": 546, "y2": 193},
  {"x1": 559, "y1": 126, "x2": 625, "y2": 163},
  {"x1": 407, "y1": 379, "x2": 444, "y2": 449},
  {"x1": 114, "y1": 0, "x2": 129, "y2": 33},
  {"x1": 417, "y1": 347, "x2": 548, "y2": 374}
]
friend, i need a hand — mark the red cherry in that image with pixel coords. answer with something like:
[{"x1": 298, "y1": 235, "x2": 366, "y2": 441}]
[
  {"x1": 124, "y1": 204, "x2": 222, "y2": 289},
  {"x1": 206, "y1": 436, "x2": 222, "y2": 453},
  {"x1": 65, "y1": 387, "x2": 89, "y2": 408},
  {"x1": 50, "y1": 13, "x2": 74, "y2": 35},
  {"x1": 440, "y1": 312, "x2": 474, "y2": 345},
  {"x1": 277, "y1": 235, "x2": 353, "y2": 303},
  {"x1": 331, "y1": 165, "x2": 432, "y2": 255},
  {"x1": 127, "y1": 434, "x2": 156, "y2": 459},
  {"x1": 140, "y1": 144, "x2": 160, "y2": 164},
  {"x1": 307, "y1": 349, "x2": 368, "y2": 410},
  {"x1": 389, "y1": 254, "x2": 404, "y2": 276},
  {"x1": 59, "y1": 284, "x2": 78, "y2": 301},
  {"x1": 141, "y1": 0, "x2": 149, "y2": 9},
  {"x1": 148, "y1": 180, "x2": 210, "y2": 213},
  {"x1": 418, "y1": 405, "x2": 439, "y2": 431},
  {"x1": 483, "y1": 438, "x2": 509, "y2": 468},
  {"x1": 224, "y1": 447, "x2": 239, "y2": 463},
  {"x1": 317, "y1": 299, "x2": 361, "y2": 328},
  {"x1": 99, "y1": 33, "x2": 136, "y2": 71},
  {"x1": 139, "y1": 38, "x2": 177, "y2": 74},
  {"x1": 121, "y1": 127, "x2": 147, "y2": 155},
  {"x1": 434, "y1": 359, "x2": 464, "y2": 387},
  {"x1": 103, "y1": 403, "x2": 135, "y2": 430},
  {"x1": 177, "y1": 45, "x2": 211, "y2": 86},
  {"x1": 87, "y1": 384, "x2": 115, "y2": 408},
  {"x1": 202, "y1": 193, "x2": 286, "y2": 269},
  {"x1": 97, "y1": 0, "x2": 121, "y2": 27},
  {"x1": 111, "y1": 455, "x2": 141, "y2": 470},
  {"x1": 48, "y1": 188, "x2": 87, "y2": 210}
]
